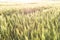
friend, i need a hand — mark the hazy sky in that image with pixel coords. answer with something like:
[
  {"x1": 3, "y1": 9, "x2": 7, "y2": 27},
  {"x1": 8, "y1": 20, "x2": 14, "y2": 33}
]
[
  {"x1": 0, "y1": 0, "x2": 60, "y2": 3},
  {"x1": 0, "y1": 0, "x2": 41, "y2": 3}
]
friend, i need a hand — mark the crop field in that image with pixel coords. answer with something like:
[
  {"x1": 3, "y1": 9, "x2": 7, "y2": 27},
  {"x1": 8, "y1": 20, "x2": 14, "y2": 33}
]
[{"x1": 0, "y1": 4, "x2": 60, "y2": 40}]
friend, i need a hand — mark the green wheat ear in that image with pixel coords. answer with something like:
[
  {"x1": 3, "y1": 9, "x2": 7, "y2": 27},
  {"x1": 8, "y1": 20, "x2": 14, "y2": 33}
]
[{"x1": 0, "y1": 7, "x2": 60, "y2": 40}]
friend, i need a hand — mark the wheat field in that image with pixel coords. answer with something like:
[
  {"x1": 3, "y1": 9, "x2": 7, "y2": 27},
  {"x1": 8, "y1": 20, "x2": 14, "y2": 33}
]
[{"x1": 0, "y1": 4, "x2": 60, "y2": 40}]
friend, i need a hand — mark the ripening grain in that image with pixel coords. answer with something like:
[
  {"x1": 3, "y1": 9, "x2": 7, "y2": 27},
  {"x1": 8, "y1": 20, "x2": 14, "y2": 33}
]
[{"x1": 0, "y1": 6, "x2": 60, "y2": 40}]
